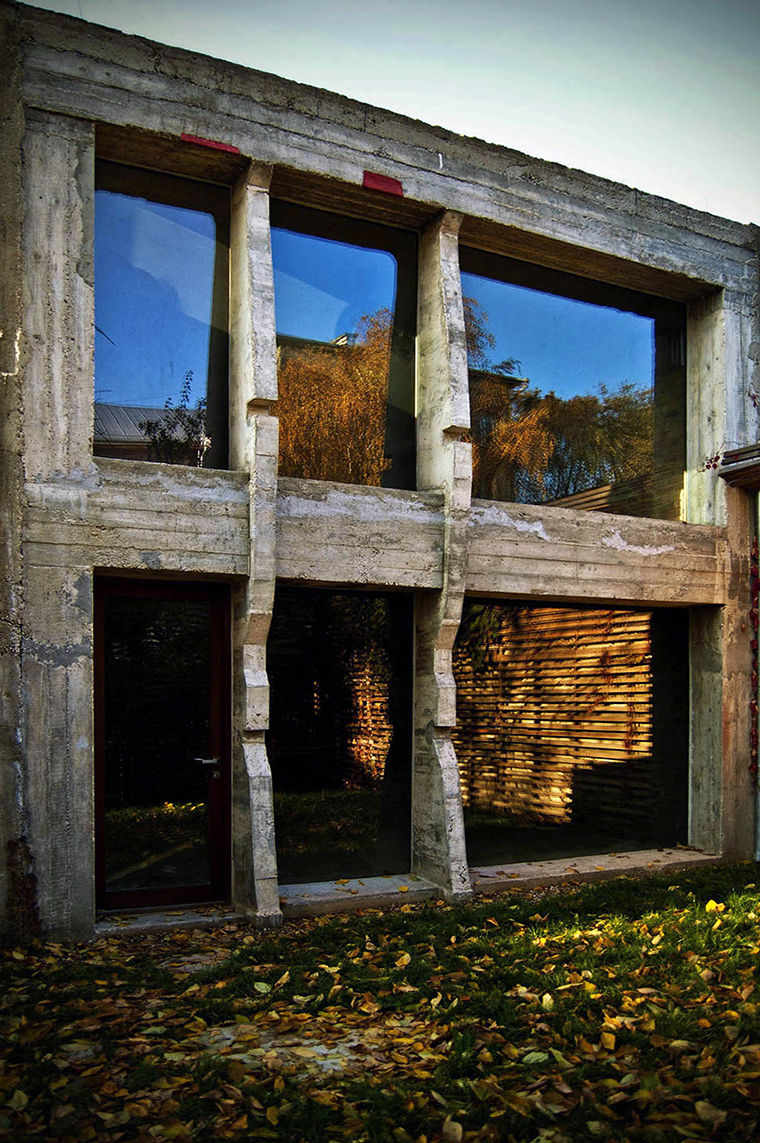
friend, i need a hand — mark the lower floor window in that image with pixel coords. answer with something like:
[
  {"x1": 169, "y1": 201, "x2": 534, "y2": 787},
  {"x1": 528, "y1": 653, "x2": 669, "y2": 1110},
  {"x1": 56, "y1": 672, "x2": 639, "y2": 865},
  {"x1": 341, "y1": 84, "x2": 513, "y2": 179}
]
[
  {"x1": 452, "y1": 599, "x2": 689, "y2": 866},
  {"x1": 95, "y1": 578, "x2": 231, "y2": 910},
  {"x1": 266, "y1": 585, "x2": 413, "y2": 884}
]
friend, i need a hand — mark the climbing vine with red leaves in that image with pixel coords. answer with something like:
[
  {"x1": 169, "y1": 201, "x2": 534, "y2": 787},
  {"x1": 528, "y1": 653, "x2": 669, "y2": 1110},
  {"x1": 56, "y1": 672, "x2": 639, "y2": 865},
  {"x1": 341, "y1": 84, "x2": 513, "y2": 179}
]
[{"x1": 751, "y1": 534, "x2": 758, "y2": 783}]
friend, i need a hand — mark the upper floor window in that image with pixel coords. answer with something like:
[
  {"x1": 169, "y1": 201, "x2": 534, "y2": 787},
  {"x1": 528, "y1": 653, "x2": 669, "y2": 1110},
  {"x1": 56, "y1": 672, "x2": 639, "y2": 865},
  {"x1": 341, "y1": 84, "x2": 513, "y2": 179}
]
[
  {"x1": 271, "y1": 202, "x2": 417, "y2": 490},
  {"x1": 94, "y1": 162, "x2": 229, "y2": 468},
  {"x1": 461, "y1": 249, "x2": 686, "y2": 520}
]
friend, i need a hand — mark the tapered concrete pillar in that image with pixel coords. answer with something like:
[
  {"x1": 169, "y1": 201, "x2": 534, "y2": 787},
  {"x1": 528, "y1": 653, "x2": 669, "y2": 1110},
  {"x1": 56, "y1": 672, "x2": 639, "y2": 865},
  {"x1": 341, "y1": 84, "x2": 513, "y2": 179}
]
[
  {"x1": 413, "y1": 211, "x2": 473, "y2": 900},
  {"x1": 229, "y1": 162, "x2": 282, "y2": 923}
]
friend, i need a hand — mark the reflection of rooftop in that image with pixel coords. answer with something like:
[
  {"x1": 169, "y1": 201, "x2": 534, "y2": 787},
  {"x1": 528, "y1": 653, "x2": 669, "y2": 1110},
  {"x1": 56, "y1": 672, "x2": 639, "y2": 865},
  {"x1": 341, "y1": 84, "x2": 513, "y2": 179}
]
[
  {"x1": 469, "y1": 368, "x2": 529, "y2": 388},
  {"x1": 94, "y1": 402, "x2": 164, "y2": 443},
  {"x1": 719, "y1": 443, "x2": 760, "y2": 490},
  {"x1": 276, "y1": 332, "x2": 358, "y2": 362}
]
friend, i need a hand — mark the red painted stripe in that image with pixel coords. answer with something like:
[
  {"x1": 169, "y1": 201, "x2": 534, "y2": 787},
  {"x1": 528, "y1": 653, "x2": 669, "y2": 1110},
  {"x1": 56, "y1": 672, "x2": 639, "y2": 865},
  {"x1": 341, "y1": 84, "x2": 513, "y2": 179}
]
[
  {"x1": 362, "y1": 170, "x2": 404, "y2": 197},
  {"x1": 181, "y1": 133, "x2": 240, "y2": 154}
]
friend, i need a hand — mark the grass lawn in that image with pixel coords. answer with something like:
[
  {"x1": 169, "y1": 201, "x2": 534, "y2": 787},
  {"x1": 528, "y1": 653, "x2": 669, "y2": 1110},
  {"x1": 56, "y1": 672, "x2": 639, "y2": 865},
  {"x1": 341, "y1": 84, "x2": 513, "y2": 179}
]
[{"x1": 2, "y1": 863, "x2": 760, "y2": 1142}]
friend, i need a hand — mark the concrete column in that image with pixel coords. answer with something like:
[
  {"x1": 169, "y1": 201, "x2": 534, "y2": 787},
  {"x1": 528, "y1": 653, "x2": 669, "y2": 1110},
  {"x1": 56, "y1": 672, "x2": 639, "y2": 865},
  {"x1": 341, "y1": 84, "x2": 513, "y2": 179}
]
[
  {"x1": 229, "y1": 163, "x2": 281, "y2": 923},
  {"x1": 19, "y1": 111, "x2": 95, "y2": 940},
  {"x1": 686, "y1": 291, "x2": 755, "y2": 858},
  {"x1": 0, "y1": 7, "x2": 26, "y2": 941},
  {"x1": 413, "y1": 211, "x2": 472, "y2": 900}
]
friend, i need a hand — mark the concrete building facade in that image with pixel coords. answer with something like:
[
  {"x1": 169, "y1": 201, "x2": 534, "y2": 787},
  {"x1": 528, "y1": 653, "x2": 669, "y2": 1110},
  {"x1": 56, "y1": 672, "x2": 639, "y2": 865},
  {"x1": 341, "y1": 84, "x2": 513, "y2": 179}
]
[{"x1": 1, "y1": 0, "x2": 758, "y2": 942}]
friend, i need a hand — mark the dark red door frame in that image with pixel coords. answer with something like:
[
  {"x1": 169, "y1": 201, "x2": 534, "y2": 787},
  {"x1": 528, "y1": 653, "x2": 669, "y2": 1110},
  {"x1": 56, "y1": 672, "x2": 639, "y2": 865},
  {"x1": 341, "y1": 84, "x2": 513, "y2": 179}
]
[{"x1": 94, "y1": 577, "x2": 231, "y2": 911}]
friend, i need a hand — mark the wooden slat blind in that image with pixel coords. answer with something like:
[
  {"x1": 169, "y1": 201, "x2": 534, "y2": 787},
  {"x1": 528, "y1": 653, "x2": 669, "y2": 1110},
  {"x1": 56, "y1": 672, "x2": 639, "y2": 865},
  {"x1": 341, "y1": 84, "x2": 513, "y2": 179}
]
[{"x1": 451, "y1": 604, "x2": 660, "y2": 836}]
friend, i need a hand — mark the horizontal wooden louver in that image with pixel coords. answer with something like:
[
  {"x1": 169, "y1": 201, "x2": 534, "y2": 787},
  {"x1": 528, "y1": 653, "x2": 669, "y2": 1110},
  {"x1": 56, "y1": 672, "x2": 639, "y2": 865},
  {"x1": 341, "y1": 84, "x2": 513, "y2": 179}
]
[{"x1": 452, "y1": 605, "x2": 658, "y2": 837}]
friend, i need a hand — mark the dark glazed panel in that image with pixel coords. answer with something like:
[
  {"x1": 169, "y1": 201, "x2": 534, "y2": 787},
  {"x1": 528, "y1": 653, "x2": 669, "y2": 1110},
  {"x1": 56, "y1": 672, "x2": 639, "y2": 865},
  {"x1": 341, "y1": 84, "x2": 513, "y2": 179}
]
[
  {"x1": 95, "y1": 580, "x2": 230, "y2": 910},
  {"x1": 267, "y1": 586, "x2": 413, "y2": 883},
  {"x1": 271, "y1": 203, "x2": 417, "y2": 490},
  {"x1": 460, "y1": 249, "x2": 686, "y2": 520},
  {"x1": 94, "y1": 161, "x2": 229, "y2": 468}
]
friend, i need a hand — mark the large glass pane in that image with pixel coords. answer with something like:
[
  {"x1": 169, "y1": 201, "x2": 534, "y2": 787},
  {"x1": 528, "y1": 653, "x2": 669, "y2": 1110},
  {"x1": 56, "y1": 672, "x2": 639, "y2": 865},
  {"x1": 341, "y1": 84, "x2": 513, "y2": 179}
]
[
  {"x1": 94, "y1": 162, "x2": 229, "y2": 468},
  {"x1": 271, "y1": 203, "x2": 417, "y2": 489},
  {"x1": 267, "y1": 586, "x2": 413, "y2": 884},
  {"x1": 461, "y1": 250, "x2": 686, "y2": 519},
  {"x1": 452, "y1": 599, "x2": 689, "y2": 866},
  {"x1": 102, "y1": 595, "x2": 213, "y2": 894}
]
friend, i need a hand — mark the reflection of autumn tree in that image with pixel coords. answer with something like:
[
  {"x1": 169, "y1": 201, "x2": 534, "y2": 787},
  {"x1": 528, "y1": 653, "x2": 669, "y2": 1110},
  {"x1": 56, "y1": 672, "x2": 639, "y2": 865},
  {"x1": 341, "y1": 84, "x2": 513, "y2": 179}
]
[
  {"x1": 276, "y1": 310, "x2": 393, "y2": 485},
  {"x1": 464, "y1": 296, "x2": 654, "y2": 504}
]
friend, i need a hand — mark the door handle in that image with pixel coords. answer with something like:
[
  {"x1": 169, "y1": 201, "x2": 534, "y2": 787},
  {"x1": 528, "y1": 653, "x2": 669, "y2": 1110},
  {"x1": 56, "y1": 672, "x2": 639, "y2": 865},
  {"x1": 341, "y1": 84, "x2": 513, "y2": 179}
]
[{"x1": 194, "y1": 757, "x2": 220, "y2": 765}]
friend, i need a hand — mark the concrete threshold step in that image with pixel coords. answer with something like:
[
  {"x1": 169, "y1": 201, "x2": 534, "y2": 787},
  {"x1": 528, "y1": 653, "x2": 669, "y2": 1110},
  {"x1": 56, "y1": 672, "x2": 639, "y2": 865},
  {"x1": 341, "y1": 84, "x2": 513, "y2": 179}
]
[
  {"x1": 279, "y1": 873, "x2": 440, "y2": 917},
  {"x1": 95, "y1": 903, "x2": 242, "y2": 936},
  {"x1": 470, "y1": 846, "x2": 720, "y2": 895},
  {"x1": 95, "y1": 848, "x2": 721, "y2": 933}
]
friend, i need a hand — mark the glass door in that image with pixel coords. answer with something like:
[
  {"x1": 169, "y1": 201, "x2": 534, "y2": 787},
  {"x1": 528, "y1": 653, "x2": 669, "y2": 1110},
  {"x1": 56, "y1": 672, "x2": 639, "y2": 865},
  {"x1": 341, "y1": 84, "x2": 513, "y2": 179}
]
[{"x1": 95, "y1": 579, "x2": 230, "y2": 910}]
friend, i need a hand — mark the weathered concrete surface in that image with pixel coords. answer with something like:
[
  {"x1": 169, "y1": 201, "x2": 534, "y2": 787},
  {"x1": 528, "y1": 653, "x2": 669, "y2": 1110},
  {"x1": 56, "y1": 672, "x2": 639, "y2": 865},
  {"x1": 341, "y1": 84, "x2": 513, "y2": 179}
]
[
  {"x1": 413, "y1": 212, "x2": 472, "y2": 901},
  {"x1": 470, "y1": 848, "x2": 720, "y2": 896},
  {"x1": 229, "y1": 165, "x2": 281, "y2": 925},
  {"x1": 278, "y1": 874, "x2": 440, "y2": 918},
  {"x1": 15, "y1": 3, "x2": 756, "y2": 301},
  {"x1": 276, "y1": 479, "x2": 444, "y2": 589},
  {"x1": 24, "y1": 460, "x2": 250, "y2": 575},
  {"x1": 18, "y1": 108, "x2": 96, "y2": 940},
  {"x1": 467, "y1": 500, "x2": 728, "y2": 606},
  {"x1": 0, "y1": 1, "x2": 25, "y2": 941}
]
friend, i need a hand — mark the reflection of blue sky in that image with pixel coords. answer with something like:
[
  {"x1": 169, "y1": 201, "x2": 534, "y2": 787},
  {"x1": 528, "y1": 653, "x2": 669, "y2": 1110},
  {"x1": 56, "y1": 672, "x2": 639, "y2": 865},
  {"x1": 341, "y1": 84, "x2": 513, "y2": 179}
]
[
  {"x1": 462, "y1": 272, "x2": 654, "y2": 399},
  {"x1": 271, "y1": 228, "x2": 397, "y2": 341},
  {"x1": 95, "y1": 191, "x2": 218, "y2": 408}
]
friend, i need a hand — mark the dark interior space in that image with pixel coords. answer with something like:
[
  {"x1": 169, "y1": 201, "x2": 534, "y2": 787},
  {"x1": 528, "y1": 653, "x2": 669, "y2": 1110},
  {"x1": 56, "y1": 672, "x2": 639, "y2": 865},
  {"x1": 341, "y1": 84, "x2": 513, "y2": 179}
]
[{"x1": 267, "y1": 585, "x2": 414, "y2": 884}]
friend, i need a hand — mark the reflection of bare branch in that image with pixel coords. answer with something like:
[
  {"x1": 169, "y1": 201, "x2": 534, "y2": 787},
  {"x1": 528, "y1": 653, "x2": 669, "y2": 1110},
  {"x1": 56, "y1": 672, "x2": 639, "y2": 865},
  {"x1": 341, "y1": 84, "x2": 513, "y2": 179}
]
[{"x1": 138, "y1": 372, "x2": 210, "y2": 467}]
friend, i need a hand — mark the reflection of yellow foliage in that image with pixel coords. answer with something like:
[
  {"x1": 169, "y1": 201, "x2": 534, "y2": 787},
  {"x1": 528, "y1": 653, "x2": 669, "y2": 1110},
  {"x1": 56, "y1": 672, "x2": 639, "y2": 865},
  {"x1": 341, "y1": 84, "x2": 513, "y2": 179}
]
[
  {"x1": 470, "y1": 377, "x2": 654, "y2": 504},
  {"x1": 276, "y1": 310, "x2": 393, "y2": 486},
  {"x1": 471, "y1": 378, "x2": 554, "y2": 501}
]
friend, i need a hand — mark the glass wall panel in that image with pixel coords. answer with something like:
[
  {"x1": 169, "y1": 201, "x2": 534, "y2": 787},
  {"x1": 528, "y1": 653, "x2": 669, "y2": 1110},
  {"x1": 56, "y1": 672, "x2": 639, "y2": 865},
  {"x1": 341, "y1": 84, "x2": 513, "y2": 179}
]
[
  {"x1": 95, "y1": 580, "x2": 231, "y2": 910},
  {"x1": 271, "y1": 203, "x2": 417, "y2": 489},
  {"x1": 94, "y1": 162, "x2": 229, "y2": 468},
  {"x1": 267, "y1": 586, "x2": 413, "y2": 883},
  {"x1": 452, "y1": 599, "x2": 689, "y2": 866},
  {"x1": 460, "y1": 250, "x2": 686, "y2": 519}
]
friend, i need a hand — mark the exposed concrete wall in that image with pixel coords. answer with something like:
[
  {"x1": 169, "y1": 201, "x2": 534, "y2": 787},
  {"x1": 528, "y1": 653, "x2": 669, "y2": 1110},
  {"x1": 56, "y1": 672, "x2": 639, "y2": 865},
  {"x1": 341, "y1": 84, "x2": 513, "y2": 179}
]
[
  {"x1": 413, "y1": 212, "x2": 472, "y2": 900},
  {"x1": 229, "y1": 163, "x2": 280, "y2": 923},
  {"x1": 20, "y1": 109, "x2": 95, "y2": 940},
  {"x1": 2, "y1": 0, "x2": 758, "y2": 939},
  {"x1": 276, "y1": 479, "x2": 444, "y2": 589},
  {"x1": 467, "y1": 502, "x2": 728, "y2": 606},
  {"x1": 685, "y1": 290, "x2": 756, "y2": 861},
  {"x1": 0, "y1": 3, "x2": 26, "y2": 940},
  {"x1": 14, "y1": 2, "x2": 755, "y2": 300}
]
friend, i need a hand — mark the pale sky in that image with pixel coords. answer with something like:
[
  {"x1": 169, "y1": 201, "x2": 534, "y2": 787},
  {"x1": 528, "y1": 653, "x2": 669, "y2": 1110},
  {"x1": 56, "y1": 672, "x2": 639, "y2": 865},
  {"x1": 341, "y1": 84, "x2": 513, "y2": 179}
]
[{"x1": 27, "y1": 0, "x2": 760, "y2": 223}]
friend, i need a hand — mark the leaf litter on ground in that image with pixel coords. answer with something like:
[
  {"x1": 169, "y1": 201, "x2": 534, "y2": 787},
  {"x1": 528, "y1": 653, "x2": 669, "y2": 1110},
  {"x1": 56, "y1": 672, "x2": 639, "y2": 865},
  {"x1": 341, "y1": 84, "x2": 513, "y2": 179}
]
[{"x1": 1, "y1": 862, "x2": 760, "y2": 1141}]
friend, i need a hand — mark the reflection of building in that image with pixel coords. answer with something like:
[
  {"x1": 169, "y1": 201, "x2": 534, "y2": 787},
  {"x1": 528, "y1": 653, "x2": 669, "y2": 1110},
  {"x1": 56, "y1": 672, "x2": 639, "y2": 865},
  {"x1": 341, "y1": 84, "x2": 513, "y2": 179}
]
[
  {"x1": 94, "y1": 404, "x2": 168, "y2": 461},
  {"x1": 2, "y1": 2, "x2": 757, "y2": 941}
]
